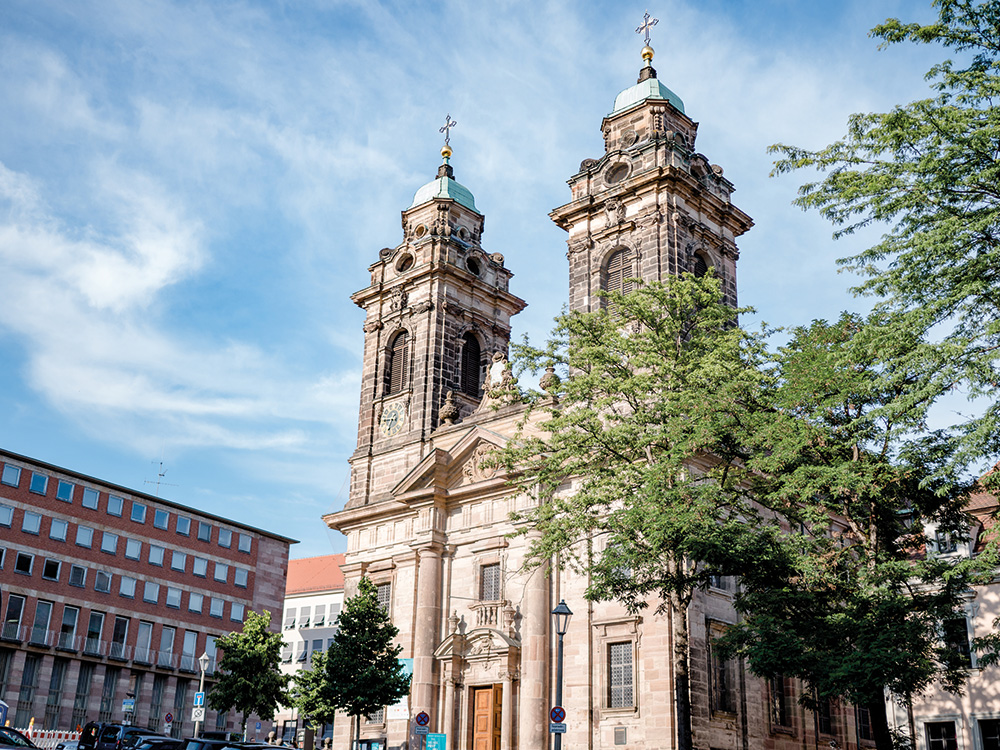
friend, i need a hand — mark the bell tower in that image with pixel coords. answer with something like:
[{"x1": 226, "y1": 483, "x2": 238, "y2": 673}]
[
  {"x1": 550, "y1": 22, "x2": 753, "y2": 312},
  {"x1": 347, "y1": 130, "x2": 527, "y2": 509}
]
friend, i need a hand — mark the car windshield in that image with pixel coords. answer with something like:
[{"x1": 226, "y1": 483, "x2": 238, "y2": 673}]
[
  {"x1": 0, "y1": 728, "x2": 35, "y2": 747},
  {"x1": 99, "y1": 729, "x2": 121, "y2": 742}
]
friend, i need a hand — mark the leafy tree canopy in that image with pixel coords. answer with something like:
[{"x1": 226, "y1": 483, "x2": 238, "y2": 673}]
[
  {"x1": 208, "y1": 610, "x2": 290, "y2": 734},
  {"x1": 770, "y1": 0, "x2": 1000, "y2": 473},
  {"x1": 323, "y1": 577, "x2": 410, "y2": 725},
  {"x1": 499, "y1": 273, "x2": 775, "y2": 750}
]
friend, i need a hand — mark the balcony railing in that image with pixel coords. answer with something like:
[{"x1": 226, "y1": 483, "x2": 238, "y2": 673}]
[
  {"x1": 1, "y1": 623, "x2": 26, "y2": 642},
  {"x1": 157, "y1": 651, "x2": 178, "y2": 669},
  {"x1": 471, "y1": 600, "x2": 511, "y2": 628},
  {"x1": 109, "y1": 642, "x2": 132, "y2": 661},
  {"x1": 28, "y1": 627, "x2": 54, "y2": 647},
  {"x1": 84, "y1": 637, "x2": 107, "y2": 656},
  {"x1": 179, "y1": 654, "x2": 198, "y2": 673},
  {"x1": 57, "y1": 632, "x2": 81, "y2": 652},
  {"x1": 134, "y1": 646, "x2": 154, "y2": 665}
]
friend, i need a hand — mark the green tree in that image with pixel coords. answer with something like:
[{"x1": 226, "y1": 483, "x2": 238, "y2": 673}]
[
  {"x1": 720, "y1": 315, "x2": 997, "y2": 750},
  {"x1": 292, "y1": 649, "x2": 338, "y2": 735},
  {"x1": 322, "y1": 577, "x2": 411, "y2": 747},
  {"x1": 769, "y1": 0, "x2": 1000, "y2": 475},
  {"x1": 499, "y1": 273, "x2": 773, "y2": 750},
  {"x1": 208, "y1": 610, "x2": 290, "y2": 738}
]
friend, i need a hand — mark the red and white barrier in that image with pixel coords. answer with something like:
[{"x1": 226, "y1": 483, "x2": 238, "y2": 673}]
[{"x1": 12, "y1": 728, "x2": 82, "y2": 749}]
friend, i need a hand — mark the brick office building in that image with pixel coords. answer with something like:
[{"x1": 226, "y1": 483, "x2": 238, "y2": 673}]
[{"x1": 0, "y1": 448, "x2": 295, "y2": 735}]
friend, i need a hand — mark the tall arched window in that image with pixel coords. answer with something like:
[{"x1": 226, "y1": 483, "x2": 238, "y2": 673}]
[
  {"x1": 603, "y1": 247, "x2": 635, "y2": 304},
  {"x1": 385, "y1": 331, "x2": 409, "y2": 394},
  {"x1": 693, "y1": 254, "x2": 709, "y2": 278},
  {"x1": 460, "y1": 332, "x2": 482, "y2": 398}
]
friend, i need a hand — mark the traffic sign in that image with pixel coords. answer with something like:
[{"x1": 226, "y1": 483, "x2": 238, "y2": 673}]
[
  {"x1": 193, "y1": 692, "x2": 205, "y2": 707},
  {"x1": 415, "y1": 727, "x2": 428, "y2": 736},
  {"x1": 425, "y1": 735, "x2": 446, "y2": 750},
  {"x1": 415, "y1": 712, "x2": 430, "y2": 726},
  {"x1": 256, "y1": 723, "x2": 261, "y2": 731},
  {"x1": 549, "y1": 723, "x2": 567, "y2": 734},
  {"x1": 550, "y1": 706, "x2": 565, "y2": 723},
  {"x1": 164, "y1": 713, "x2": 173, "y2": 724},
  {"x1": 191, "y1": 707, "x2": 205, "y2": 722},
  {"x1": 122, "y1": 699, "x2": 136, "y2": 713}
]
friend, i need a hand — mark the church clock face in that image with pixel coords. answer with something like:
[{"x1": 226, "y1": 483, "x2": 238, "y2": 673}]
[{"x1": 379, "y1": 402, "x2": 406, "y2": 437}]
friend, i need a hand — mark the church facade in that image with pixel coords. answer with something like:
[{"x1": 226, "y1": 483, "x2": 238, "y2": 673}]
[{"x1": 324, "y1": 39, "x2": 873, "y2": 750}]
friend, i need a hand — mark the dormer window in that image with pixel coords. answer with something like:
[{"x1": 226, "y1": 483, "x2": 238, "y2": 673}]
[{"x1": 386, "y1": 332, "x2": 409, "y2": 395}]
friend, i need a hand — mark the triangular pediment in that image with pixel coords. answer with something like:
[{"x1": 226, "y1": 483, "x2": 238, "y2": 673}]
[{"x1": 391, "y1": 426, "x2": 510, "y2": 501}]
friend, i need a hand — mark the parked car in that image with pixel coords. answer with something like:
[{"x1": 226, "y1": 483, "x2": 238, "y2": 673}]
[
  {"x1": 55, "y1": 741, "x2": 80, "y2": 750},
  {"x1": 119, "y1": 732, "x2": 160, "y2": 750},
  {"x1": 94, "y1": 726, "x2": 158, "y2": 750},
  {"x1": 131, "y1": 738, "x2": 182, "y2": 750},
  {"x1": 79, "y1": 723, "x2": 106, "y2": 750},
  {"x1": 0, "y1": 727, "x2": 39, "y2": 749}
]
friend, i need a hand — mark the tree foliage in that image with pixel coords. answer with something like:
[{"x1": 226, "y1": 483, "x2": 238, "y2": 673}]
[
  {"x1": 720, "y1": 315, "x2": 997, "y2": 750},
  {"x1": 770, "y1": 0, "x2": 1000, "y2": 473},
  {"x1": 292, "y1": 649, "x2": 338, "y2": 729},
  {"x1": 312, "y1": 577, "x2": 411, "y2": 744},
  {"x1": 208, "y1": 610, "x2": 290, "y2": 736},
  {"x1": 499, "y1": 273, "x2": 773, "y2": 750}
]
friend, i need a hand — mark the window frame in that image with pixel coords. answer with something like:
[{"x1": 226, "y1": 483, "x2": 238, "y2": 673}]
[
  {"x1": 76, "y1": 526, "x2": 94, "y2": 548},
  {"x1": 42, "y1": 558, "x2": 61, "y2": 581},
  {"x1": 94, "y1": 570, "x2": 112, "y2": 593},
  {"x1": 22, "y1": 511, "x2": 42, "y2": 535},
  {"x1": 107, "y1": 495, "x2": 124, "y2": 516},
  {"x1": 385, "y1": 330, "x2": 410, "y2": 395},
  {"x1": 130, "y1": 502, "x2": 147, "y2": 524},
  {"x1": 15, "y1": 551, "x2": 34, "y2": 575},
  {"x1": 30, "y1": 472, "x2": 49, "y2": 495},
  {"x1": 153, "y1": 508, "x2": 170, "y2": 529},
  {"x1": 81, "y1": 487, "x2": 99, "y2": 509},
  {"x1": 1, "y1": 464, "x2": 21, "y2": 487},
  {"x1": 50, "y1": 518, "x2": 69, "y2": 541},
  {"x1": 143, "y1": 581, "x2": 160, "y2": 604}
]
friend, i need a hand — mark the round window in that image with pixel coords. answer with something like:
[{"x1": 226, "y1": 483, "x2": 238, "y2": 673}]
[
  {"x1": 605, "y1": 163, "x2": 629, "y2": 185},
  {"x1": 396, "y1": 254, "x2": 414, "y2": 273},
  {"x1": 466, "y1": 257, "x2": 481, "y2": 276},
  {"x1": 414, "y1": 224, "x2": 427, "y2": 238}
]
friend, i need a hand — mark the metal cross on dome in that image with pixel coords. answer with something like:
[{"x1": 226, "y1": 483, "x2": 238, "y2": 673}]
[
  {"x1": 636, "y1": 11, "x2": 659, "y2": 45},
  {"x1": 439, "y1": 114, "x2": 457, "y2": 146}
]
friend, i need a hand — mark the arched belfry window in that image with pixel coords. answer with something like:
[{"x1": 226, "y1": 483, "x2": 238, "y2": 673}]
[
  {"x1": 693, "y1": 254, "x2": 710, "y2": 278},
  {"x1": 460, "y1": 332, "x2": 482, "y2": 398},
  {"x1": 603, "y1": 247, "x2": 635, "y2": 299},
  {"x1": 385, "y1": 331, "x2": 409, "y2": 395}
]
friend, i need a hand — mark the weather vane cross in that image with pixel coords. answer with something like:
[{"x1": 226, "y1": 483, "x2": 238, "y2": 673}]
[
  {"x1": 439, "y1": 114, "x2": 457, "y2": 146},
  {"x1": 636, "y1": 11, "x2": 658, "y2": 45}
]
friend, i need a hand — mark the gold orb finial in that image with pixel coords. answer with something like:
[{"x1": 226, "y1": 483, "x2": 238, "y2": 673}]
[
  {"x1": 641, "y1": 45, "x2": 654, "y2": 61},
  {"x1": 441, "y1": 144, "x2": 453, "y2": 160}
]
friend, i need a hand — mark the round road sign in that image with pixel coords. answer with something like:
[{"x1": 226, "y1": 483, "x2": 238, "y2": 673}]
[
  {"x1": 415, "y1": 712, "x2": 430, "y2": 727},
  {"x1": 550, "y1": 706, "x2": 565, "y2": 723},
  {"x1": 164, "y1": 713, "x2": 173, "y2": 724}
]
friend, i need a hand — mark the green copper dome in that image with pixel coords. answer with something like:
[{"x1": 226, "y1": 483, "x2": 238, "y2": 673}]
[
  {"x1": 611, "y1": 77, "x2": 684, "y2": 115},
  {"x1": 409, "y1": 175, "x2": 478, "y2": 213}
]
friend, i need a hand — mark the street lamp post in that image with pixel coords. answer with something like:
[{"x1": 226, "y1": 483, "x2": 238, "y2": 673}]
[
  {"x1": 551, "y1": 600, "x2": 573, "y2": 750},
  {"x1": 195, "y1": 651, "x2": 210, "y2": 739}
]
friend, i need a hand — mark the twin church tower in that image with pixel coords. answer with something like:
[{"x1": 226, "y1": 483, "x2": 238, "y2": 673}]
[{"x1": 326, "y1": 21, "x2": 755, "y2": 750}]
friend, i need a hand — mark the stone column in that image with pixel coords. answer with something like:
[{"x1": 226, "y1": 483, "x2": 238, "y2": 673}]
[
  {"x1": 443, "y1": 672, "x2": 456, "y2": 750},
  {"x1": 412, "y1": 545, "x2": 443, "y2": 716},
  {"x1": 500, "y1": 670, "x2": 515, "y2": 750},
  {"x1": 517, "y1": 563, "x2": 549, "y2": 750}
]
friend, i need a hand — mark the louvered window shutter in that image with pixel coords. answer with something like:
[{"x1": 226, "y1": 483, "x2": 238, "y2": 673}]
[
  {"x1": 693, "y1": 254, "x2": 709, "y2": 277},
  {"x1": 461, "y1": 333, "x2": 481, "y2": 397},
  {"x1": 603, "y1": 248, "x2": 634, "y2": 307},
  {"x1": 387, "y1": 332, "x2": 408, "y2": 394}
]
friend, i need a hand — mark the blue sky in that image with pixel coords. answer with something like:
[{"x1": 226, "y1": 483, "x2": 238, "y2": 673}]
[{"x1": 0, "y1": 0, "x2": 947, "y2": 559}]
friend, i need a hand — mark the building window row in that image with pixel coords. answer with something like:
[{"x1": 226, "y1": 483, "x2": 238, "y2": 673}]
[
  {"x1": 2, "y1": 596, "x2": 226, "y2": 669},
  {"x1": 283, "y1": 603, "x2": 341, "y2": 631},
  {"x1": 0, "y1": 463, "x2": 254, "y2": 553},
  {"x1": 0, "y1": 504, "x2": 251, "y2": 587},
  {"x1": 2, "y1": 550, "x2": 249, "y2": 623}
]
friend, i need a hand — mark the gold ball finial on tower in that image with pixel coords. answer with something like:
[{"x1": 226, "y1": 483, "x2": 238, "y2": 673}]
[
  {"x1": 441, "y1": 144, "x2": 452, "y2": 160},
  {"x1": 641, "y1": 45, "x2": 654, "y2": 61}
]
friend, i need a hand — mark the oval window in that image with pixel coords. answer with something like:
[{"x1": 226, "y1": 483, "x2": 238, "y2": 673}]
[
  {"x1": 414, "y1": 224, "x2": 427, "y2": 238},
  {"x1": 605, "y1": 163, "x2": 629, "y2": 185},
  {"x1": 466, "y1": 257, "x2": 481, "y2": 276},
  {"x1": 396, "y1": 254, "x2": 414, "y2": 273}
]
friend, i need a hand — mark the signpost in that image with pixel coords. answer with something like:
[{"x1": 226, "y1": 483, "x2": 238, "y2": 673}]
[
  {"x1": 122, "y1": 699, "x2": 136, "y2": 713},
  {"x1": 193, "y1": 692, "x2": 205, "y2": 707},
  {"x1": 191, "y1": 707, "x2": 205, "y2": 723},
  {"x1": 164, "y1": 712, "x2": 173, "y2": 735}
]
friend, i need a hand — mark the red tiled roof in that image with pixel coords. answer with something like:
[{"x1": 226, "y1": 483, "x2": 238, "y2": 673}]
[{"x1": 286, "y1": 554, "x2": 345, "y2": 595}]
